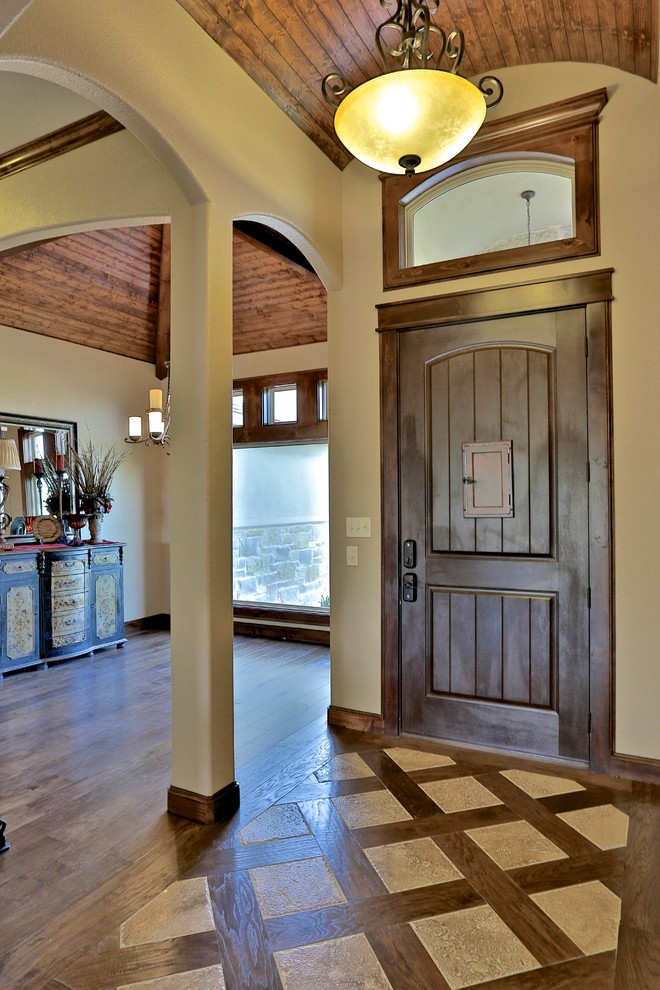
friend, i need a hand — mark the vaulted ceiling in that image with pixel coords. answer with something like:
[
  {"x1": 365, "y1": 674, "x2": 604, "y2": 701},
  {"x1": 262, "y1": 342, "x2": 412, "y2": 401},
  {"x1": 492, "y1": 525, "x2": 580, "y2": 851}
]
[
  {"x1": 0, "y1": 0, "x2": 656, "y2": 364},
  {"x1": 176, "y1": 0, "x2": 658, "y2": 169}
]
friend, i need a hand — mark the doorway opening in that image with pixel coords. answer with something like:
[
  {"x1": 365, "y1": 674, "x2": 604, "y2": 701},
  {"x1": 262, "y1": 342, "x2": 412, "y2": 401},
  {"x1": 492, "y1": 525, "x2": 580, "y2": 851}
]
[{"x1": 231, "y1": 220, "x2": 331, "y2": 765}]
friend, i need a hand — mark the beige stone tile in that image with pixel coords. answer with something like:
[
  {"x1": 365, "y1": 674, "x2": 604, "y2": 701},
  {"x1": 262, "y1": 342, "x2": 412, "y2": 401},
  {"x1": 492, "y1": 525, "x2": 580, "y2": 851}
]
[
  {"x1": 315, "y1": 752, "x2": 375, "y2": 781},
  {"x1": 467, "y1": 820, "x2": 568, "y2": 869},
  {"x1": 531, "y1": 881, "x2": 621, "y2": 954},
  {"x1": 412, "y1": 904, "x2": 539, "y2": 989},
  {"x1": 421, "y1": 776, "x2": 503, "y2": 813},
  {"x1": 501, "y1": 769, "x2": 585, "y2": 798},
  {"x1": 331, "y1": 790, "x2": 412, "y2": 829},
  {"x1": 249, "y1": 856, "x2": 346, "y2": 918},
  {"x1": 119, "y1": 877, "x2": 214, "y2": 948},
  {"x1": 384, "y1": 747, "x2": 456, "y2": 771},
  {"x1": 365, "y1": 837, "x2": 463, "y2": 892},
  {"x1": 239, "y1": 803, "x2": 311, "y2": 845},
  {"x1": 557, "y1": 804, "x2": 629, "y2": 849},
  {"x1": 118, "y1": 964, "x2": 225, "y2": 989},
  {"x1": 275, "y1": 933, "x2": 394, "y2": 990}
]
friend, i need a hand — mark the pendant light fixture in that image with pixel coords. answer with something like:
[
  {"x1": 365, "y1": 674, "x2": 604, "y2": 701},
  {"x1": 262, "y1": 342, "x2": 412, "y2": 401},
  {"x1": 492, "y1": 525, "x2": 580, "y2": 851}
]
[
  {"x1": 322, "y1": 0, "x2": 503, "y2": 176},
  {"x1": 521, "y1": 189, "x2": 536, "y2": 246}
]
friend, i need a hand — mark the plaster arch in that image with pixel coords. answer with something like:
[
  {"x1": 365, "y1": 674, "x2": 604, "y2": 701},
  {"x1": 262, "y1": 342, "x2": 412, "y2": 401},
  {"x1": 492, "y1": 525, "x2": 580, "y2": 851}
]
[
  {"x1": 236, "y1": 213, "x2": 342, "y2": 294},
  {"x1": 0, "y1": 58, "x2": 205, "y2": 205}
]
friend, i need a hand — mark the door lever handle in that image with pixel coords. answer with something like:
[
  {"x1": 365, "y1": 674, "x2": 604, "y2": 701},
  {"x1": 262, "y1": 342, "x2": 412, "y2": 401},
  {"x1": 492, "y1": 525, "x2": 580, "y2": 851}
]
[
  {"x1": 402, "y1": 572, "x2": 417, "y2": 602},
  {"x1": 463, "y1": 476, "x2": 475, "y2": 484}
]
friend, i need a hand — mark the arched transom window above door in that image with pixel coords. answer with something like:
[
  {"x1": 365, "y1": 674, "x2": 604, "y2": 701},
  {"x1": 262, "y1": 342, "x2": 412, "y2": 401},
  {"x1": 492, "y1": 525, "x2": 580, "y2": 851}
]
[{"x1": 382, "y1": 89, "x2": 607, "y2": 289}]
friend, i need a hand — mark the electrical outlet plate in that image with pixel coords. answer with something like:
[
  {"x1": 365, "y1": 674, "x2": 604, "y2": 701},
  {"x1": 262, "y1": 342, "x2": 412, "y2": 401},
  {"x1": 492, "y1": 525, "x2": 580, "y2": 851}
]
[{"x1": 346, "y1": 545, "x2": 358, "y2": 566}]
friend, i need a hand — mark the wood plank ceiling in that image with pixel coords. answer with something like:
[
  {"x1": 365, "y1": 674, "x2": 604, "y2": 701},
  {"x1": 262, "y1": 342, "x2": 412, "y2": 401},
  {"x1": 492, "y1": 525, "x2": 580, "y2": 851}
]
[
  {"x1": 0, "y1": 226, "x2": 166, "y2": 363},
  {"x1": 175, "y1": 0, "x2": 658, "y2": 168},
  {"x1": 0, "y1": 223, "x2": 327, "y2": 365}
]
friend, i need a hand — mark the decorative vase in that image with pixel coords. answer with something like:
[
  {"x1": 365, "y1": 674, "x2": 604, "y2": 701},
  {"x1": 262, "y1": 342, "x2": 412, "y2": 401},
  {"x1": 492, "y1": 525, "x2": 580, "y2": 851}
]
[
  {"x1": 87, "y1": 512, "x2": 104, "y2": 544},
  {"x1": 64, "y1": 512, "x2": 87, "y2": 546}
]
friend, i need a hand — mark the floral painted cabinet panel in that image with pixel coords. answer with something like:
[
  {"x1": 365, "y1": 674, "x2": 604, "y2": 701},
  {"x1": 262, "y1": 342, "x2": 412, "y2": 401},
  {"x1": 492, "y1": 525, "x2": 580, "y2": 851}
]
[
  {"x1": 0, "y1": 555, "x2": 41, "y2": 674},
  {"x1": 90, "y1": 549, "x2": 124, "y2": 648}
]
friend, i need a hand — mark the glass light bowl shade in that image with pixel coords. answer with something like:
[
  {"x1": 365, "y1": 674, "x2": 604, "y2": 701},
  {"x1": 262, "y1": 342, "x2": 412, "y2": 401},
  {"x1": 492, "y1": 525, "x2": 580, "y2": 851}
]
[{"x1": 334, "y1": 69, "x2": 487, "y2": 174}]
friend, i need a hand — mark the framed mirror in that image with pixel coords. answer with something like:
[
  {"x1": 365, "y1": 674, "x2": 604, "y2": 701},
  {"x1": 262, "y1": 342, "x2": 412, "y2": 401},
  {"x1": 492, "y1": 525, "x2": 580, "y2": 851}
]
[
  {"x1": 381, "y1": 89, "x2": 607, "y2": 289},
  {"x1": 0, "y1": 412, "x2": 77, "y2": 541}
]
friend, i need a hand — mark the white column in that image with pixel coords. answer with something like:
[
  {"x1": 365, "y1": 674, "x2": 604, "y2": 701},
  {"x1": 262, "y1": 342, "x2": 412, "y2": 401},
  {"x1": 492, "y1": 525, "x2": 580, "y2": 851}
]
[{"x1": 168, "y1": 200, "x2": 235, "y2": 805}]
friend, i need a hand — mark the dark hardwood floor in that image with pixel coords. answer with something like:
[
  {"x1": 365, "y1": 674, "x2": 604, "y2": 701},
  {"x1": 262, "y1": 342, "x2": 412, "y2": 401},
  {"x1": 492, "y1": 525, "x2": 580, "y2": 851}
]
[
  {"x1": 233, "y1": 635, "x2": 330, "y2": 768},
  {"x1": 0, "y1": 630, "x2": 658, "y2": 989}
]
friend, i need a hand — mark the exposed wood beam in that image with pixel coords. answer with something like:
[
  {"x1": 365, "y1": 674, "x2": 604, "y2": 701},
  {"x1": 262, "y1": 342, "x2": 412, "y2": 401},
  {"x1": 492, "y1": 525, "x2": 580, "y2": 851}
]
[
  {"x1": 155, "y1": 224, "x2": 171, "y2": 379},
  {"x1": 0, "y1": 110, "x2": 125, "y2": 182}
]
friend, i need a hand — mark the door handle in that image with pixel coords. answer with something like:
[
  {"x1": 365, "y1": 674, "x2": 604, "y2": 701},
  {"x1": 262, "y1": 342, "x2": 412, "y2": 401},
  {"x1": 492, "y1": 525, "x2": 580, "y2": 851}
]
[{"x1": 402, "y1": 572, "x2": 417, "y2": 602}]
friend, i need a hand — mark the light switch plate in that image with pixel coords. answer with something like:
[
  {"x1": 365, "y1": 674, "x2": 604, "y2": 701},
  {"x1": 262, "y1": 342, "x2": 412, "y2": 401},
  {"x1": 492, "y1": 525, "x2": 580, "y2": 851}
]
[
  {"x1": 346, "y1": 516, "x2": 371, "y2": 538},
  {"x1": 346, "y1": 545, "x2": 358, "y2": 566}
]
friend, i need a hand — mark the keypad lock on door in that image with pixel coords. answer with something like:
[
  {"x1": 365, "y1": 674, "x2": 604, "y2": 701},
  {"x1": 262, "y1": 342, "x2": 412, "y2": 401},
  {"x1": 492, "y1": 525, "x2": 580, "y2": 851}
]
[{"x1": 403, "y1": 539, "x2": 416, "y2": 568}]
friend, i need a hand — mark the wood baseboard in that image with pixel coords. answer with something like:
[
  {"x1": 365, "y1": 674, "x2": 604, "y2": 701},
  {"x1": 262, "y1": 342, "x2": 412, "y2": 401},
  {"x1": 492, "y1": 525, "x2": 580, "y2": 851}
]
[
  {"x1": 167, "y1": 780, "x2": 240, "y2": 824},
  {"x1": 605, "y1": 751, "x2": 660, "y2": 784},
  {"x1": 125, "y1": 614, "x2": 171, "y2": 633},
  {"x1": 327, "y1": 705, "x2": 385, "y2": 733},
  {"x1": 233, "y1": 621, "x2": 329, "y2": 645}
]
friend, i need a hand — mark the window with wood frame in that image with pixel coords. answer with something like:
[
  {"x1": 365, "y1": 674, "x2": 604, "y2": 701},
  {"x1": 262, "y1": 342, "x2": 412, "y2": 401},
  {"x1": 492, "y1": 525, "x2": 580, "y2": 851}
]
[{"x1": 381, "y1": 89, "x2": 607, "y2": 289}]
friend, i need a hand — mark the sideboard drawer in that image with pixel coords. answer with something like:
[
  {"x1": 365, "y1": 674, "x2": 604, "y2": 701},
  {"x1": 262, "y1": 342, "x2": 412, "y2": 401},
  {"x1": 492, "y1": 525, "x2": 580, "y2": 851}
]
[
  {"x1": 51, "y1": 573, "x2": 86, "y2": 595},
  {"x1": 51, "y1": 609, "x2": 87, "y2": 640},
  {"x1": 51, "y1": 591, "x2": 87, "y2": 614}
]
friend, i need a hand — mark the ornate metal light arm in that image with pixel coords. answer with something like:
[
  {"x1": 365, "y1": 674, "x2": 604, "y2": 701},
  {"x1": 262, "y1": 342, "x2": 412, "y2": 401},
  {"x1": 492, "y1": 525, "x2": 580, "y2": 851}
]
[{"x1": 125, "y1": 361, "x2": 171, "y2": 451}]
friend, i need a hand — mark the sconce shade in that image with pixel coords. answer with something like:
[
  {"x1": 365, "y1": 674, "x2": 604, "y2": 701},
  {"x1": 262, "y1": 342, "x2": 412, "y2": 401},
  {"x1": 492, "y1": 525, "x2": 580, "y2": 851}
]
[
  {"x1": 0, "y1": 439, "x2": 20, "y2": 472},
  {"x1": 334, "y1": 69, "x2": 487, "y2": 175},
  {"x1": 148, "y1": 410, "x2": 165, "y2": 437},
  {"x1": 128, "y1": 416, "x2": 142, "y2": 440}
]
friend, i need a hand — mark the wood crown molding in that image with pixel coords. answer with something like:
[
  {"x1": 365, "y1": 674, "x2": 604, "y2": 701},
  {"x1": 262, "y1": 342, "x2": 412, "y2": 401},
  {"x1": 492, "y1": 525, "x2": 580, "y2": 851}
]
[
  {"x1": 0, "y1": 110, "x2": 125, "y2": 182},
  {"x1": 463, "y1": 88, "x2": 608, "y2": 154},
  {"x1": 167, "y1": 780, "x2": 240, "y2": 825},
  {"x1": 377, "y1": 269, "x2": 615, "y2": 333}
]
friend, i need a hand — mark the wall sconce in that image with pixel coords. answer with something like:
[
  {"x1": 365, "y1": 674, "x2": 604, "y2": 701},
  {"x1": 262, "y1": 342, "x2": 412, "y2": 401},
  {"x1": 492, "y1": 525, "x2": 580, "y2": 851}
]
[{"x1": 125, "y1": 362, "x2": 171, "y2": 450}]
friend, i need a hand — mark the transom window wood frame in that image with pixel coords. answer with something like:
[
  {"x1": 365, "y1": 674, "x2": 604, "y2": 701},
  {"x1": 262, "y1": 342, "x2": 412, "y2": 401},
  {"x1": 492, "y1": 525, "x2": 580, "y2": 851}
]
[{"x1": 381, "y1": 89, "x2": 608, "y2": 289}]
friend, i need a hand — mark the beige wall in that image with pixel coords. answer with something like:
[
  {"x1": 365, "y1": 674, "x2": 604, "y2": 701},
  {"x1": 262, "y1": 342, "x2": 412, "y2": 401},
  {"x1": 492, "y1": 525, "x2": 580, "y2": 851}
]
[{"x1": 330, "y1": 62, "x2": 660, "y2": 761}]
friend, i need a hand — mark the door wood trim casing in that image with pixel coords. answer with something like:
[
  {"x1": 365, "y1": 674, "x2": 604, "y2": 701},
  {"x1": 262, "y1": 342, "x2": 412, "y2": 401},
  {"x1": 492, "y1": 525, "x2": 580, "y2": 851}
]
[{"x1": 377, "y1": 269, "x2": 634, "y2": 778}]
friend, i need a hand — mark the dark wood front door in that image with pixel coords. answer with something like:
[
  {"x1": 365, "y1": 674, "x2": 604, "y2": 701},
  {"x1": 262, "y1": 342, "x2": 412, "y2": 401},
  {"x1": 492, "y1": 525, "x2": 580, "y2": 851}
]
[{"x1": 399, "y1": 308, "x2": 590, "y2": 760}]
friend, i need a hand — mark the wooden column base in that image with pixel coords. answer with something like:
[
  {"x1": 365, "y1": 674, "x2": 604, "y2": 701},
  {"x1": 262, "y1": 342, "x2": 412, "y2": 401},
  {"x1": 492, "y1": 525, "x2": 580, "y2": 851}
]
[
  {"x1": 167, "y1": 780, "x2": 240, "y2": 824},
  {"x1": 327, "y1": 705, "x2": 385, "y2": 733}
]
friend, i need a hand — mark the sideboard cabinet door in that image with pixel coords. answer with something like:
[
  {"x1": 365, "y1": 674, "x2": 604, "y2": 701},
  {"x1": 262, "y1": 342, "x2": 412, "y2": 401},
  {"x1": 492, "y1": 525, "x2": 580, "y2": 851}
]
[
  {"x1": 0, "y1": 556, "x2": 41, "y2": 674},
  {"x1": 90, "y1": 548, "x2": 125, "y2": 649}
]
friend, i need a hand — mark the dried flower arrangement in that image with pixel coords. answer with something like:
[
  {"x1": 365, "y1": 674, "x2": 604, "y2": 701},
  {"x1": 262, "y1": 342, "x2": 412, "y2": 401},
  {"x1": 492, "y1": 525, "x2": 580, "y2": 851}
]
[{"x1": 70, "y1": 437, "x2": 128, "y2": 513}]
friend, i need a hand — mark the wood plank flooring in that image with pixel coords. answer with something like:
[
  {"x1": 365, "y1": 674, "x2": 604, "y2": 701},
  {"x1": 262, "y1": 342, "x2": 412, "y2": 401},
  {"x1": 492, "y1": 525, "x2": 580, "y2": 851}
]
[
  {"x1": 0, "y1": 630, "x2": 658, "y2": 989},
  {"x1": 233, "y1": 635, "x2": 330, "y2": 768}
]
